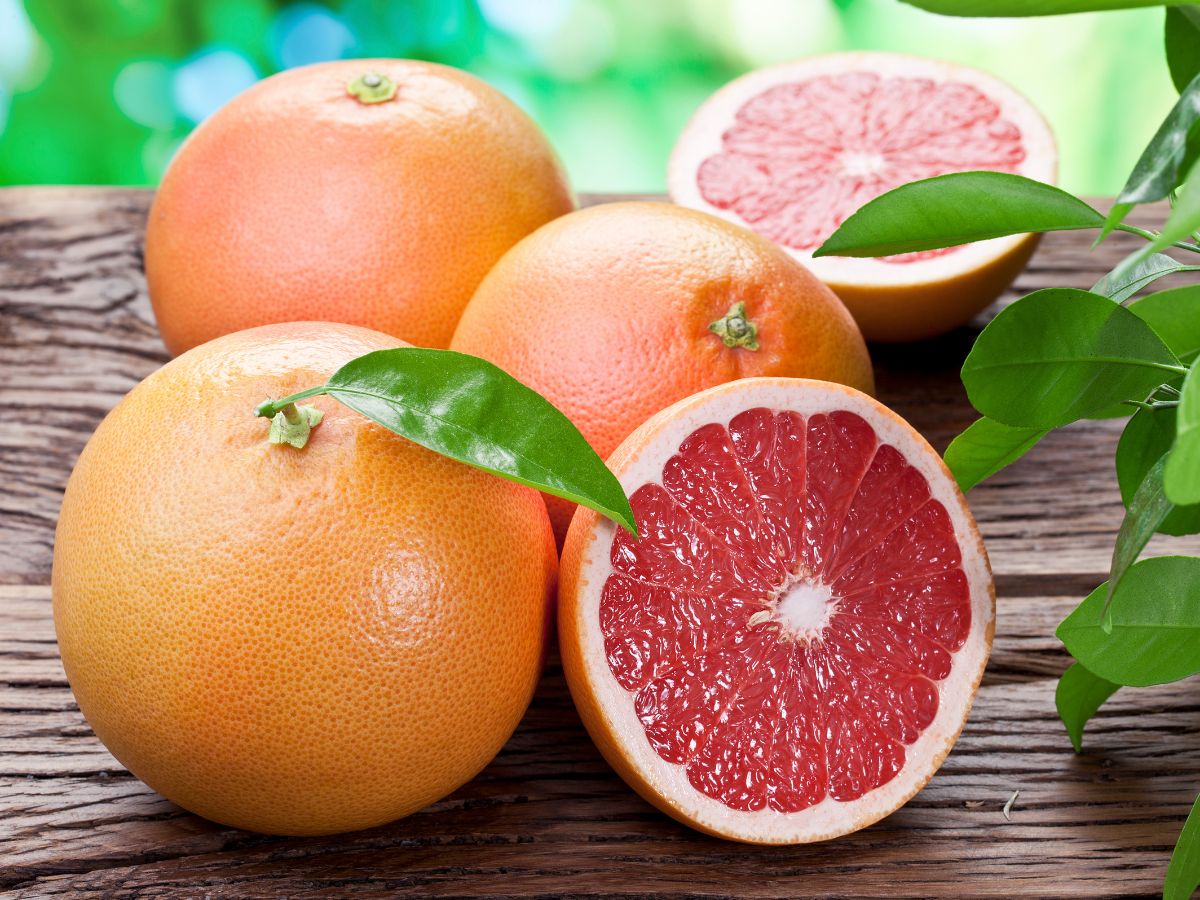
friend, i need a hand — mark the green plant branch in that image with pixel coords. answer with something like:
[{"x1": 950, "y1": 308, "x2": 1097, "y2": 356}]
[
  {"x1": 255, "y1": 385, "x2": 329, "y2": 418},
  {"x1": 1124, "y1": 399, "x2": 1182, "y2": 411},
  {"x1": 1113, "y1": 222, "x2": 1200, "y2": 254}
]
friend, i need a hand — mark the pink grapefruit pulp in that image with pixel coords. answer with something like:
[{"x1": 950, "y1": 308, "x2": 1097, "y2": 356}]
[
  {"x1": 560, "y1": 378, "x2": 994, "y2": 843},
  {"x1": 668, "y1": 52, "x2": 1057, "y2": 342}
]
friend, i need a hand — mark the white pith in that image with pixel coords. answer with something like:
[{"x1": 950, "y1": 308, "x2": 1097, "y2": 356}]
[
  {"x1": 569, "y1": 379, "x2": 994, "y2": 844},
  {"x1": 667, "y1": 51, "x2": 1058, "y2": 289},
  {"x1": 765, "y1": 578, "x2": 834, "y2": 641}
]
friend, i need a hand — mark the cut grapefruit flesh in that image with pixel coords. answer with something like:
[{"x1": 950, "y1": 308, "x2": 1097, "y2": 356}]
[
  {"x1": 560, "y1": 378, "x2": 993, "y2": 843},
  {"x1": 668, "y1": 52, "x2": 1057, "y2": 343}
]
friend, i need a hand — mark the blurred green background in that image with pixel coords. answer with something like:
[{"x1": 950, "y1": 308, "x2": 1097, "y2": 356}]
[{"x1": 0, "y1": 0, "x2": 1178, "y2": 194}]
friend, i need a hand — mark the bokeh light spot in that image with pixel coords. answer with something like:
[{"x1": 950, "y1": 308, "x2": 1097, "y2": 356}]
[
  {"x1": 732, "y1": 0, "x2": 841, "y2": 65},
  {"x1": 423, "y1": 0, "x2": 471, "y2": 49},
  {"x1": 0, "y1": 0, "x2": 38, "y2": 83},
  {"x1": 173, "y1": 48, "x2": 259, "y2": 124},
  {"x1": 142, "y1": 131, "x2": 186, "y2": 182},
  {"x1": 270, "y1": 4, "x2": 356, "y2": 70},
  {"x1": 532, "y1": 0, "x2": 615, "y2": 81},
  {"x1": 478, "y1": 0, "x2": 573, "y2": 41},
  {"x1": 114, "y1": 60, "x2": 175, "y2": 129}
]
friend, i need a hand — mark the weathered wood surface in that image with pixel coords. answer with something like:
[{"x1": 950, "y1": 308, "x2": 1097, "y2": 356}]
[{"x1": 1, "y1": 186, "x2": 1198, "y2": 898}]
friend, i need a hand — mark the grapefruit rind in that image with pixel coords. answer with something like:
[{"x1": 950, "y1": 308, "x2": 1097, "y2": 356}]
[
  {"x1": 560, "y1": 378, "x2": 994, "y2": 844},
  {"x1": 667, "y1": 52, "x2": 1057, "y2": 342}
]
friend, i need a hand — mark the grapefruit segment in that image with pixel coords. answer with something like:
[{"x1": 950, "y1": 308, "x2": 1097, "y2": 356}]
[
  {"x1": 561, "y1": 378, "x2": 993, "y2": 843},
  {"x1": 669, "y1": 52, "x2": 1057, "y2": 342}
]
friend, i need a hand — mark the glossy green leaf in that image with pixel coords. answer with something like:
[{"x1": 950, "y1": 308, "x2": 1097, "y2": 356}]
[
  {"x1": 1147, "y1": 159, "x2": 1200, "y2": 255},
  {"x1": 1105, "y1": 453, "x2": 1175, "y2": 617},
  {"x1": 943, "y1": 417, "x2": 1047, "y2": 493},
  {"x1": 1165, "y1": 363, "x2": 1200, "y2": 505},
  {"x1": 1131, "y1": 285, "x2": 1200, "y2": 364},
  {"x1": 1165, "y1": 791, "x2": 1200, "y2": 900},
  {"x1": 1102, "y1": 72, "x2": 1200, "y2": 237},
  {"x1": 1097, "y1": 201, "x2": 1135, "y2": 242},
  {"x1": 1117, "y1": 408, "x2": 1200, "y2": 535},
  {"x1": 1167, "y1": 7, "x2": 1200, "y2": 93},
  {"x1": 324, "y1": 348, "x2": 636, "y2": 533},
  {"x1": 1055, "y1": 662, "x2": 1120, "y2": 753},
  {"x1": 814, "y1": 173, "x2": 1103, "y2": 258},
  {"x1": 1091, "y1": 252, "x2": 1199, "y2": 302},
  {"x1": 903, "y1": 0, "x2": 1198, "y2": 13},
  {"x1": 1057, "y1": 556, "x2": 1200, "y2": 686},
  {"x1": 961, "y1": 288, "x2": 1183, "y2": 429}
]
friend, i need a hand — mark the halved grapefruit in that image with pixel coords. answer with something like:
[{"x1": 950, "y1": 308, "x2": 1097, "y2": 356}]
[
  {"x1": 668, "y1": 52, "x2": 1057, "y2": 343},
  {"x1": 560, "y1": 378, "x2": 994, "y2": 843}
]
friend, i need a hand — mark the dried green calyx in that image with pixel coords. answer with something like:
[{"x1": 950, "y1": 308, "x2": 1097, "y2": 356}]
[
  {"x1": 347, "y1": 71, "x2": 397, "y2": 105},
  {"x1": 709, "y1": 301, "x2": 760, "y2": 351},
  {"x1": 266, "y1": 403, "x2": 325, "y2": 449}
]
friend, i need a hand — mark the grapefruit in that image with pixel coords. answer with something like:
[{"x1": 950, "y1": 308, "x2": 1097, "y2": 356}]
[
  {"x1": 668, "y1": 52, "x2": 1057, "y2": 342},
  {"x1": 145, "y1": 60, "x2": 574, "y2": 357},
  {"x1": 560, "y1": 378, "x2": 993, "y2": 843},
  {"x1": 450, "y1": 201, "x2": 874, "y2": 544},
  {"x1": 52, "y1": 322, "x2": 557, "y2": 835}
]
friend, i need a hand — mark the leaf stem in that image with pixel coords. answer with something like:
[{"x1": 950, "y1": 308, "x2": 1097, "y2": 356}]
[
  {"x1": 1113, "y1": 223, "x2": 1200, "y2": 254},
  {"x1": 1123, "y1": 399, "x2": 1181, "y2": 411},
  {"x1": 255, "y1": 384, "x2": 329, "y2": 418},
  {"x1": 1156, "y1": 363, "x2": 1193, "y2": 377}
]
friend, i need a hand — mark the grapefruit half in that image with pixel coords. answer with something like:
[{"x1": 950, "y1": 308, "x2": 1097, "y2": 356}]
[
  {"x1": 560, "y1": 378, "x2": 994, "y2": 843},
  {"x1": 668, "y1": 52, "x2": 1057, "y2": 342}
]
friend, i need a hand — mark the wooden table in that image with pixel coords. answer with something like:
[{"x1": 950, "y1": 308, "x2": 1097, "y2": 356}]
[{"x1": 2, "y1": 187, "x2": 1198, "y2": 898}]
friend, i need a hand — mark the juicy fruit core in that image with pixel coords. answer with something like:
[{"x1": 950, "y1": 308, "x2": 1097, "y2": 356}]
[
  {"x1": 601, "y1": 408, "x2": 972, "y2": 814},
  {"x1": 696, "y1": 71, "x2": 1025, "y2": 262}
]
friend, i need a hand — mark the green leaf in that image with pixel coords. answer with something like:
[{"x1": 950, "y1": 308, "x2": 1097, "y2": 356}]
[
  {"x1": 1105, "y1": 453, "x2": 1175, "y2": 618},
  {"x1": 1091, "y1": 252, "x2": 1199, "y2": 302},
  {"x1": 1100, "y1": 70, "x2": 1200, "y2": 240},
  {"x1": 961, "y1": 288, "x2": 1183, "y2": 429},
  {"x1": 1165, "y1": 362, "x2": 1200, "y2": 504},
  {"x1": 1147, "y1": 159, "x2": 1200, "y2": 255},
  {"x1": 1118, "y1": 408, "x2": 1200, "y2": 535},
  {"x1": 1097, "y1": 202, "x2": 1134, "y2": 242},
  {"x1": 943, "y1": 417, "x2": 1047, "y2": 492},
  {"x1": 1165, "y1": 790, "x2": 1200, "y2": 900},
  {"x1": 1131, "y1": 285, "x2": 1200, "y2": 364},
  {"x1": 1055, "y1": 662, "x2": 1120, "y2": 753},
  {"x1": 1102, "y1": 72, "x2": 1200, "y2": 237},
  {"x1": 904, "y1": 0, "x2": 1198, "y2": 13},
  {"x1": 1057, "y1": 555, "x2": 1200, "y2": 686},
  {"x1": 814, "y1": 173, "x2": 1103, "y2": 258},
  {"x1": 1167, "y1": 7, "x2": 1200, "y2": 93},
  {"x1": 323, "y1": 348, "x2": 636, "y2": 533}
]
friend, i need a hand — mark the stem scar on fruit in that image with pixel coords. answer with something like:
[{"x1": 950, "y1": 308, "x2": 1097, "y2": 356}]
[
  {"x1": 347, "y1": 72, "x2": 398, "y2": 105},
  {"x1": 709, "y1": 301, "x2": 760, "y2": 350}
]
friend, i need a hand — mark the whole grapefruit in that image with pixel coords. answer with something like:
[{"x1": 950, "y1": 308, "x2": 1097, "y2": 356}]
[
  {"x1": 52, "y1": 322, "x2": 557, "y2": 835},
  {"x1": 560, "y1": 378, "x2": 994, "y2": 843},
  {"x1": 145, "y1": 60, "x2": 574, "y2": 356},
  {"x1": 449, "y1": 201, "x2": 874, "y2": 542},
  {"x1": 669, "y1": 52, "x2": 1057, "y2": 342}
]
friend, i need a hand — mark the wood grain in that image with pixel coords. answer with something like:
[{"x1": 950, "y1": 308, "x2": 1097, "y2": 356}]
[{"x1": 2, "y1": 187, "x2": 1199, "y2": 897}]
